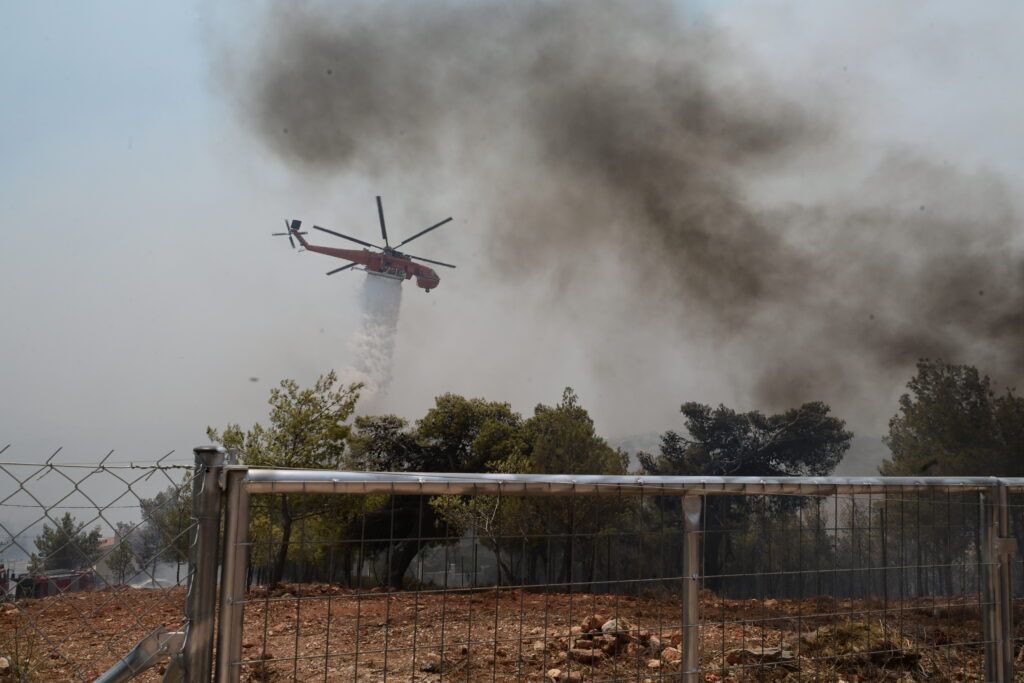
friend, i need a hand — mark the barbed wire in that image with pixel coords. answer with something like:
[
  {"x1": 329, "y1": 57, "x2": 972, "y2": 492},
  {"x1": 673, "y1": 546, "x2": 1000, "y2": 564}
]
[{"x1": 0, "y1": 461, "x2": 194, "y2": 470}]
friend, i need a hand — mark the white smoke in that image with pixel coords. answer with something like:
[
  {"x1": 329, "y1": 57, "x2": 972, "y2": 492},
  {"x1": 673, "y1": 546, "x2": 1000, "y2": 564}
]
[{"x1": 344, "y1": 273, "x2": 403, "y2": 407}]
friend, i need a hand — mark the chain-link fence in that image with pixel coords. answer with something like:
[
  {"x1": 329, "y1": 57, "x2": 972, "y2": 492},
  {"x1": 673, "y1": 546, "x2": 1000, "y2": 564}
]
[
  {"x1": 5, "y1": 462, "x2": 1024, "y2": 681},
  {"x1": 0, "y1": 446, "x2": 199, "y2": 681}
]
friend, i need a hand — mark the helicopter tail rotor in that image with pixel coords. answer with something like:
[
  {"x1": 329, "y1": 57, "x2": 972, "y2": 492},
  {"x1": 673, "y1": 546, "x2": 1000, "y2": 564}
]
[{"x1": 272, "y1": 219, "x2": 307, "y2": 249}]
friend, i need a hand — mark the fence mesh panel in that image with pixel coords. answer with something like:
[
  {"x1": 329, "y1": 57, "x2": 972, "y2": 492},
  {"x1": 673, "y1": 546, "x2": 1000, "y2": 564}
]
[
  {"x1": 0, "y1": 450, "x2": 196, "y2": 682},
  {"x1": 700, "y1": 490, "x2": 986, "y2": 681},
  {"x1": 228, "y1": 484, "x2": 997, "y2": 681},
  {"x1": 1009, "y1": 490, "x2": 1024, "y2": 675},
  {"x1": 5, "y1": 465, "x2": 1023, "y2": 681}
]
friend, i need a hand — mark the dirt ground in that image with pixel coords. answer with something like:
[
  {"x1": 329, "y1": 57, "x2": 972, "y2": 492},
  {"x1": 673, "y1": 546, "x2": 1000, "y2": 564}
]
[{"x1": 0, "y1": 584, "x2": 1005, "y2": 681}]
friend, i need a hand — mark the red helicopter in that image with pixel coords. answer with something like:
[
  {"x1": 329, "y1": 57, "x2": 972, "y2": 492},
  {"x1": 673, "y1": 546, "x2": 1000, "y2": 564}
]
[{"x1": 274, "y1": 197, "x2": 455, "y2": 292}]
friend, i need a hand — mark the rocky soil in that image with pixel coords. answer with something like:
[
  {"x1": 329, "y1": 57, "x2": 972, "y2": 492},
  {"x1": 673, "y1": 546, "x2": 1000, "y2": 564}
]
[{"x1": 0, "y1": 585, "x2": 1003, "y2": 681}]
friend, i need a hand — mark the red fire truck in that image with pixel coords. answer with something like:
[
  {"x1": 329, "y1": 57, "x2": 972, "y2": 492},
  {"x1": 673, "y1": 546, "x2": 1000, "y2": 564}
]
[{"x1": 13, "y1": 568, "x2": 97, "y2": 599}]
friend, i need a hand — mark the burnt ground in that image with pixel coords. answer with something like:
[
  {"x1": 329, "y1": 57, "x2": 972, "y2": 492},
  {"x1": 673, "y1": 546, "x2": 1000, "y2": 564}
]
[{"x1": 0, "y1": 584, "x2": 1010, "y2": 681}]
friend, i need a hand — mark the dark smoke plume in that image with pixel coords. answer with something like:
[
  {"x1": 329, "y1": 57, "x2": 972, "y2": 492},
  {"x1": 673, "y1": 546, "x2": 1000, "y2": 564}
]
[{"x1": 220, "y1": 0, "x2": 1024, "y2": 411}]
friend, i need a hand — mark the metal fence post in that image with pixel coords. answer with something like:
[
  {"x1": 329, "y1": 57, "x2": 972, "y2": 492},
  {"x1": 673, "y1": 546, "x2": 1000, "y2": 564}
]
[
  {"x1": 183, "y1": 446, "x2": 226, "y2": 682},
  {"x1": 981, "y1": 483, "x2": 1016, "y2": 682},
  {"x1": 681, "y1": 494, "x2": 702, "y2": 683},
  {"x1": 216, "y1": 467, "x2": 251, "y2": 683}
]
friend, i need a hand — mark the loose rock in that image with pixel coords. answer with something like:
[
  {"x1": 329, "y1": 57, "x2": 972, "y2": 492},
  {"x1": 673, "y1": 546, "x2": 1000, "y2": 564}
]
[
  {"x1": 569, "y1": 648, "x2": 606, "y2": 665},
  {"x1": 602, "y1": 617, "x2": 636, "y2": 645},
  {"x1": 581, "y1": 615, "x2": 605, "y2": 633},
  {"x1": 661, "y1": 647, "x2": 682, "y2": 663}
]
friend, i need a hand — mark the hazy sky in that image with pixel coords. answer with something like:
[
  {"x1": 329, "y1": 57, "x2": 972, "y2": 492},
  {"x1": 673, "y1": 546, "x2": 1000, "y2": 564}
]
[{"x1": 1, "y1": 0, "x2": 1022, "y2": 480}]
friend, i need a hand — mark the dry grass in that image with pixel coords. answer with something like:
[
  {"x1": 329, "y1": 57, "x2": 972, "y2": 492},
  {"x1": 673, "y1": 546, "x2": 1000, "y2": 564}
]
[{"x1": 0, "y1": 619, "x2": 48, "y2": 681}]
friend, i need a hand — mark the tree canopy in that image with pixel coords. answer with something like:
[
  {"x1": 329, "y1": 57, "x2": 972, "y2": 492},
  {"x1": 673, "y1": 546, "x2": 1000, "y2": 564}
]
[
  {"x1": 207, "y1": 371, "x2": 362, "y2": 585},
  {"x1": 639, "y1": 400, "x2": 852, "y2": 477},
  {"x1": 30, "y1": 512, "x2": 103, "y2": 572},
  {"x1": 639, "y1": 400, "x2": 852, "y2": 591},
  {"x1": 431, "y1": 388, "x2": 628, "y2": 585},
  {"x1": 347, "y1": 394, "x2": 523, "y2": 474},
  {"x1": 880, "y1": 359, "x2": 1023, "y2": 476},
  {"x1": 195, "y1": 378, "x2": 861, "y2": 593},
  {"x1": 106, "y1": 521, "x2": 136, "y2": 585},
  {"x1": 346, "y1": 394, "x2": 526, "y2": 587},
  {"x1": 523, "y1": 388, "x2": 627, "y2": 475},
  {"x1": 208, "y1": 371, "x2": 361, "y2": 469}
]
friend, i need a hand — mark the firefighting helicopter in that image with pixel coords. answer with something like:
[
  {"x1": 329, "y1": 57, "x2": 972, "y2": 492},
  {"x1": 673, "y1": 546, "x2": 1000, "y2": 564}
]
[{"x1": 273, "y1": 197, "x2": 455, "y2": 292}]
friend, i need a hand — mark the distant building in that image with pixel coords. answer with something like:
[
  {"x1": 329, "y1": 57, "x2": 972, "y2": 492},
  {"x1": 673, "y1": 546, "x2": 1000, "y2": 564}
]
[{"x1": 92, "y1": 537, "x2": 118, "y2": 587}]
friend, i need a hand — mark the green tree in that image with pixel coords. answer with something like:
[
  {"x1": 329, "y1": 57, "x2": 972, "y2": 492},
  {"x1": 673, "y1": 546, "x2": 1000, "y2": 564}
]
[
  {"x1": 639, "y1": 400, "x2": 852, "y2": 593},
  {"x1": 30, "y1": 513, "x2": 102, "y2": 572},
  {"x1": 879, "y1": 360, "x2": 1024, "y2": 597},
  {"x1": 433, "y1": 389, "x2": 629, "y2": 586},
  {"x1": 207, "y1": 371, "x2": 361, "y2": 586},
  {"x1": 132, "y1": 518, "x2": 164, "y2": 580},
  {"x1": 106, "y1": 521, "x2": 137, "y2": 586},
  {"x1": 525, "y1": 388, "x2": 627, "y2": 476},
  {"x1": 347, "y1": 395, "x2": 524, "y2": 588},
  {"x1": 522, "y1": 388, "x2": 628, "y2": 584},
  {"x1": 139, "y1": 481, "x2": 192, "y2": 583},
  {"x1": 417, "y1": 394, "x2": 525, "y2": 473},
  {"x1": 641, "y1": 401, "x2": 851, "y2": 478},
  {"x1": 880, "y1": 359, "x2": 1023, "y2": 475},
  {"x1": 346, "y1": 414, "x2": 424, "y2": 472}
]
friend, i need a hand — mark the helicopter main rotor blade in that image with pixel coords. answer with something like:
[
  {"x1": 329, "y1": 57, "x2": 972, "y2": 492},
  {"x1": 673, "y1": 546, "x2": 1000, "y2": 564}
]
[
  {"x1": 312, "y1": 225, "x2": 380, "y2": 249},
  {"x1": 326, "y1": 262, "x2": 358, "y2": 275},
  {"x1": 376, "y1": 196, "x2": 389, "y2": 247},
  {"x1": 395, "y1": 217, "x2": 453, "y2": 248},
  {"x1": 407, "y1": 254, "x2": 456, "y2": 269}
]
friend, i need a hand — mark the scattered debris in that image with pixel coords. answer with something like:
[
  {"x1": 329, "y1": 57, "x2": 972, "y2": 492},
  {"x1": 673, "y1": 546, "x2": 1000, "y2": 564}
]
[
  {"x1": 799, "y1": 622, "x2": 922, "y2": 671},
  {"x1": 723, "y1": 644, "x2": 797, "y2": 669}
]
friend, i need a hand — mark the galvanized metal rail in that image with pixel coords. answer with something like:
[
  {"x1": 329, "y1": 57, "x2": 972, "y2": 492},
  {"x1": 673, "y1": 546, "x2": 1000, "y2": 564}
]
[{"x1": 241, "y1": 468, "x2": 1021, "y2": 495}]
